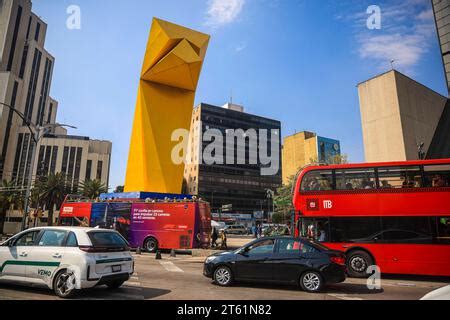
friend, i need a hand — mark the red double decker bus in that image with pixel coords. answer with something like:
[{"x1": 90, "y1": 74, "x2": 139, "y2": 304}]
[{"x1": 292, "y1": 159, "x2": 450, "y2": 278}]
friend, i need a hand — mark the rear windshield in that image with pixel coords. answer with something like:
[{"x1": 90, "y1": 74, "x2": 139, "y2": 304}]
[{"x1": 87, "y1": 231, "x2": 128, "y2": 247}]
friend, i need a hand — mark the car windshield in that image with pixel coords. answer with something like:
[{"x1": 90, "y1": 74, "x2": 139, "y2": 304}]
[{"x1": 87, "y1": 231, "x2": 128, "y2": 247}]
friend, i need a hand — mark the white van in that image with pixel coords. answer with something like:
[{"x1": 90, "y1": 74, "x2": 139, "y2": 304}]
[{"x1": 0, "y1": 227, "x2": 134, "y2": 298}]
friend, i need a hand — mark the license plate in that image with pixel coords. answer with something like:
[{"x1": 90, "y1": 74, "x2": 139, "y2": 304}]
[{"x1": 112, "y1": 265, "x2": 121, "y2": 273}]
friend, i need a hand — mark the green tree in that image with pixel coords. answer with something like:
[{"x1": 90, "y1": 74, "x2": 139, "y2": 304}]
[
  {"x1": 273, "y1": 176, "x2": 295, "y2": 224},
  {"x1": 35, "y1": 173, "x2": 70, "y2": 226},
  {"x1": 0, "y1": 180, "x2": 23, "y2": 231},
  {"x1": 79, "y1": 179, "x2": 107, "y2": 199}
]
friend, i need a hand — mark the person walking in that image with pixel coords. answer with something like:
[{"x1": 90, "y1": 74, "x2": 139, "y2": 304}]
[
  {"x1": 211, "y1": 227, "x2": 218, "y2": 248},
  {"x1": 257, "y1": 225, "x2": 263, "y2": 238},
  {"x1": 220, "y1": 230, "x2": 228, "y2": 250}
]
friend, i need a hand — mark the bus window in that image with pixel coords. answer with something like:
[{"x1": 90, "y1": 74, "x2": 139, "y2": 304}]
[
  {"x1": 423, "y1": 164, "x2": 450, "y2": 187},
  {"x1": 380, "y1": 217, "x2": 433, "y2": 244},
  {"x1": 301, "y1": 171, "x2": 333, "y2": 192},
  {"x1": 435, "y1": 217, "x2": 450, "y2": 244},
  {"x1": 377, "y1": 166, "x2": 422, "y2": 189},
  {"x1": 336, "y1": 168, "x2": 375, "y2": 190},
  {"x1": 299, "y1": 218, "x2": 329, "y2": 242},
  {"x1": 329, "y1": 217, "x2": 382, "y2": 243}
]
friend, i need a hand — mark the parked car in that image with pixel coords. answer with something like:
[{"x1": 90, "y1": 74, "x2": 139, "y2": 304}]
[
  {"x1": 203, "y1": 236, "x2": 346, "y2": 293},
  {"x1": 224, "y1": 225, "x2": 247, "y2": 235},
  {"x1": 0, "y1": 227, "x2": 134, "y2": 298}
]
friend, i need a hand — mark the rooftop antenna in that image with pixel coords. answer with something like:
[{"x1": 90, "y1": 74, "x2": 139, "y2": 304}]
[{"x1": 230, "y1": 89, "x2": 233, "y2": 105}]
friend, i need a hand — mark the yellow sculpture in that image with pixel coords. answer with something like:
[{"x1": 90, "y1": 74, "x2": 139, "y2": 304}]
[{"x1": 125, "y1": 18, "x2": 210, "y2": 193}]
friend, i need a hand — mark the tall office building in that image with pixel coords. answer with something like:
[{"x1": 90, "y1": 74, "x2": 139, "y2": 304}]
[
  {"x1": 282, "y1": 131, "x2": 341, "y2": 185},
  {"x1": 433, "y1": 0, "x2": 450, "y2": 93},
  {"x1": 429, "y1": 0, "x2": 450, "y2": 158},
  {"x1": 184, "y1": 103, "x2": 282, "y2": 216},
  {"x1": 358, "y1": 70, "x2": 447, "y2": 162},
  {"x1": 0, "y1": 0, "x2": 111, "y2": 190}
]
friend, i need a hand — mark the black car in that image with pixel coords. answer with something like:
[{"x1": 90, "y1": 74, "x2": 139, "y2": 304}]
[{"x1": 203, "y1": 236, "x2": 346, "y2": 293}]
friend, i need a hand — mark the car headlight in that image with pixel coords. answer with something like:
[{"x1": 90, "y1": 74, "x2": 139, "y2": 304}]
[{"x1": 205, "y1": 256, "x2": 217, "y2": 264}]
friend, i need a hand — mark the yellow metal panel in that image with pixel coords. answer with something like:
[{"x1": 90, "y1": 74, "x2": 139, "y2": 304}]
[{"x1": 125, "y1": 18, "x2": 210, "y2": 193}]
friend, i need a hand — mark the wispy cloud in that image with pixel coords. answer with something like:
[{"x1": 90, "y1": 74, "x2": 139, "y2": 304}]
[
  {"x1": 205, "y1": 0, "x2": 246, "y2": 28},
  {"x1": 339, "y1": 0, "x2": 436, "y2": 72}
]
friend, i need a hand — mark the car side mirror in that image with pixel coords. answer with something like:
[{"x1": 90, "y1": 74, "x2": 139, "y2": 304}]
[{"x1": 239, "y1": 248, "x2": 249, "y2": 256}]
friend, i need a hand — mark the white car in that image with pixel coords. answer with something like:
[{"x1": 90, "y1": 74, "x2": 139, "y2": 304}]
[{"x1": 0, "y1": 226, "x2": 134, "y2": 298}]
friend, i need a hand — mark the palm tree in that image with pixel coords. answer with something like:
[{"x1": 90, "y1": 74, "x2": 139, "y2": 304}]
[
  {"x1": 0, "y1": 180, "x2": 23, "y2": 231},
  {"x1": 79, "y1": 179, "x2": 107, "y2": 199},
  {"x1": 35, "y1": 173, "x2": 70, "y2": 226}
]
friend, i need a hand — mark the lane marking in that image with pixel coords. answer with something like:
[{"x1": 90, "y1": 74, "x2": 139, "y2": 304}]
[
  {"x1": 327, "y1": 293, "x2": 364, "y2": 301},
  {"x1": 159, "y1": 261, "x2": 184, "y2": 273}
]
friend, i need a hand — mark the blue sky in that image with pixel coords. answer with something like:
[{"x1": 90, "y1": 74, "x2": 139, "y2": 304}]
[{"x1": 32, "y1": 0, "x2": 447, "y2": 189}]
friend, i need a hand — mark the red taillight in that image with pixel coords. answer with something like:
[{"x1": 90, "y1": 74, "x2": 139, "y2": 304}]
[
  {"x1": 78, "y1": 246, "x2": 128, "y2": 253},
  {"x1": 330, "y1": 256, "x2": 346, "y2": 266}
]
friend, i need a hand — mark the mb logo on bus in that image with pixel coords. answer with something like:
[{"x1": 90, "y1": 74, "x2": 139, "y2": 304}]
[{"x1": 323, "y1": 200, "x2": 333, "y2": 209}]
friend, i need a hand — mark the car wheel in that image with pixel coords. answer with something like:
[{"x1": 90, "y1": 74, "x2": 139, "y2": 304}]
[
  {"x1": 300, "y1": 271, "x2": 323, "y2": 293},
  {"x1": 144, "y1": 237, "x2": 158, "y2": 253},
  {"x1": 214, "y1": 266, "x2": 233, "y2": 287},
  {"x1": 54, "y1": 269, "x2": 77, "y2": 298},
  {"x1": 106, "y1": 280, "x2": 125, "y2": 289},
  {"x1": 347, "y1": 250, "x2": 373, "y2": 278}
]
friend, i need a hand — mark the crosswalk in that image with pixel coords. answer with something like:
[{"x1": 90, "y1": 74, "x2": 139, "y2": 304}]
[{"x1": 159, "y1": 261, "x2": 184, "y2": 273}]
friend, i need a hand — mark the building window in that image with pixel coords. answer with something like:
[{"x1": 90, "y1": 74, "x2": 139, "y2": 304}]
[
  {"x1": 12, "y1": 133, "x2": 24, "y2": 182},
  {"x1": 36, "y1": 145, "x2": 45, "y2": 176},
  {"x1": 67, "y1": 147, "x2": 76, "y2": 181},
  {"x1": 85, "y1": 160, "x2": 92, "y2": 181},
  {"x1": 6, "y1": 5, "x2": 22, "y2": 71},
  {"x1": 23, "y1": 48, "x2": 42, "y2": 124},
  {"x1": 25, "y1": 16, "x2": 32, "y2": 39},
  {"x1": 96, "y1": 161, "x2": 103, "y2": 180},
  {"x1": 50, "y1": 146, "x2": 58, "y2": 174},
  {"x1": 47, "y1": 103, "x2": 53, "y2": 124},
  {"x1": 23, "y1": 135, "x2": 34, "y2": 187},
  {"x1": 19, "y1": 44, "x2": 29, "y2": 79},
  {"x1": 0, "y1": 81, "x2": 19, "y2": 176},
  {"x1": 61, "y1": 147, "x2": 69, "y2": 174},
  {"x1": 37, "y1": 58, "x2": 52, "y2": 125},
  {"x1": 43, "y1": 146, "x2": 52, "y2": 174},
  {"x1": 35, "y1": 22, "x2": 41, "y2": 42},
  {"x1": 73, "y1": 147, "x2": 83, "y2": 191}
]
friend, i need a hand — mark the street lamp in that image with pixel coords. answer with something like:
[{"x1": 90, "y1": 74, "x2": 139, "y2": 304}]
[
  {"x1": 0, "y1": 101, "x2": 77, "y2": 230},
  {"x1": 21, "y1": 122, "x2": 77, "y2": 230}
]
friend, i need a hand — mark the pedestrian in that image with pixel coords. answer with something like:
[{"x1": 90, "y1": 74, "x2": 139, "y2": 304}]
[
  {"x1": 257, "y1": 225, "x2": 263, "y2": 238},
  {"x1": 220, "y1": 230, "x2": 228, "y2": 250},
  {"x1": 211, "y1": 227, "x2": 218, "y2": 248}
]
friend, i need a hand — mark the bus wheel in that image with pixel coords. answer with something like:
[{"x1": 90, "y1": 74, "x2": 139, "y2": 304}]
[
  {"x1": 346, "y1": 250, "x2": 373, "y2": 278},
  {"x1": 144, "y1": 238, "x2": 158, "y2": 253}
]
